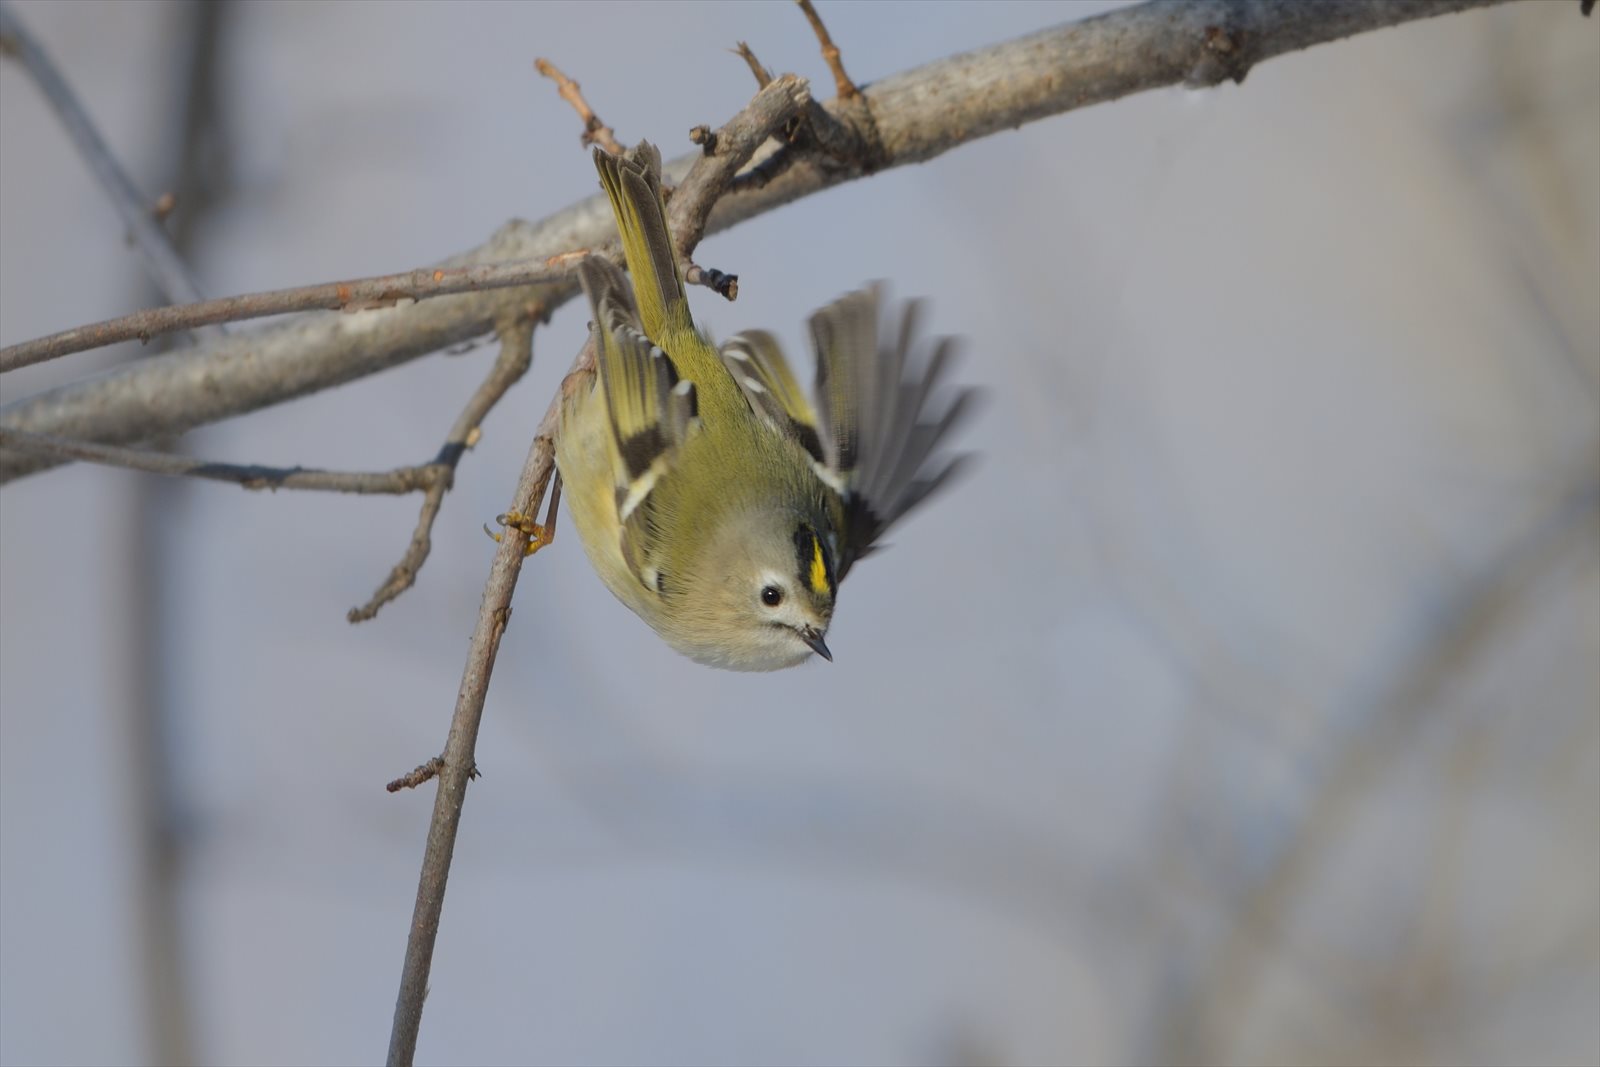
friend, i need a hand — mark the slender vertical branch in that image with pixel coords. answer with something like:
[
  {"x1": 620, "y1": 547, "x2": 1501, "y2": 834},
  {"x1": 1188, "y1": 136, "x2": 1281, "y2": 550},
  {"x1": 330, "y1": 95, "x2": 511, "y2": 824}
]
[{"x1": 384, "y1": 341, "x2": 578, "y2": 1067}]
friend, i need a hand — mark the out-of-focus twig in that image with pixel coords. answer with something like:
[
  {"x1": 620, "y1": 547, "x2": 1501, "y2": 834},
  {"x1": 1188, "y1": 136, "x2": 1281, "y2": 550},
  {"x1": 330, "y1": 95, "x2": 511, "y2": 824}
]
[
  {"x1": 795, "y1": 0, "x2": 859, "y2": 99},
  {"x1": 0, "y1": 2, "x2": 218, "y2": 332},
  {"x1": 1153, "y1": 471, "x2": 1600, "y2": 1065},
  {"x1": 732, "y1": 40, "x2": 773, "y2": 88}
]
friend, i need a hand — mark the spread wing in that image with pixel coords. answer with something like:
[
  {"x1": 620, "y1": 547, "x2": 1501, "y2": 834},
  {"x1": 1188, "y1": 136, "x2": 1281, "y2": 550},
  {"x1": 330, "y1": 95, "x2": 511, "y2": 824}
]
[
  {"x1": 808, "y1": 285, "x2": 978, "y2": 578},
  {"x1": 577, "y1": 256, "x2": 699, "y2": 592}
]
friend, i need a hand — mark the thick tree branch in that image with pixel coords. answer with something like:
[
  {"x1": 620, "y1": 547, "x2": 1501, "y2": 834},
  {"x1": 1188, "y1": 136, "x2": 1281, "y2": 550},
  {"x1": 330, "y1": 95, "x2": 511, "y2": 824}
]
[{"x1": 0, "y1": 0, "x2": 1512, "y2": 485}]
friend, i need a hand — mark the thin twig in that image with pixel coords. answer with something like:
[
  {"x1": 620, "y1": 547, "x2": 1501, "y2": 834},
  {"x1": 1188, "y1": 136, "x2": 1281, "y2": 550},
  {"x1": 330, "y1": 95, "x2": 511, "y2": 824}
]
[
  {"x1": 731, "y1": 41, "x2": 773, "y2": 89},
  {"x1": 0, "y1": 2, "x2": 218, "y2": 332},
  {"x1": 2, "y1": 316, "x2": 541, "y2": 622},
  {"x1": 385, "y1": 757, "x2": 478, "y2": 793},
  {"x1": 795, "y1": 0, "x2": 859, "y2": 99},
  {"x1": 688, "y1": 124, "x2": 717, "y2": 154},
  {"x1": 0, "y1": 427, "x2": 446, "y2": 493},
  {"x1": 684, "y1": 263, "x2": 739, "y2": 300},
  {"x1": 0, "y1": 259, "x2": 570, "y2": 373},
  {"x1": 384, "y1": 342, "x2": 583, "y2": 1067},
  {"x1": 535, "y1": 57, "x2": 624, "y2": 155},
  {"x1": 349, "y1": 313, "x2": 539, "y2": 622}
]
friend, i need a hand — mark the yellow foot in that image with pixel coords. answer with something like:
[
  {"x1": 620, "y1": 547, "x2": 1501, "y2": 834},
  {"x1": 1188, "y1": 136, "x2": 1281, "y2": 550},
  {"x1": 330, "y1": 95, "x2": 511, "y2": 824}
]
[{"x1": 485, "y1": 510, "x2": 553, "y2": 556}]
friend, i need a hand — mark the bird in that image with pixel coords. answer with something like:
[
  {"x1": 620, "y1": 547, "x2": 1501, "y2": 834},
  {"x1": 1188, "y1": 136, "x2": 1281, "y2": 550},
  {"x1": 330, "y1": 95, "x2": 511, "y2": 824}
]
[{"x1": 548, "y1": 141, "x2": 976, "y2": 671}]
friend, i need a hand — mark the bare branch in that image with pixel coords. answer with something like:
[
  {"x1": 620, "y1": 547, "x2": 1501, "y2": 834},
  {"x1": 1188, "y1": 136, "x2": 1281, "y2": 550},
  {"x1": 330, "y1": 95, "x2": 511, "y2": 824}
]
[
  {"x1": 0, "y1": 258, "x2": 571, "y2": 373},
  {"x1": 384, "y1": 757, "x2": 475, "y2": 794},
  {"x1": 0, "y1": 427, "x2": 444, "y2": 493},
  {"x1": 667, "y1": 74, "x2": 812, "y2": 263},
  {"x1": 1, "y1": 312, "x2": 539, "y2": 623},
  {"x1": 731, "y1": 41, "x2": 773, "y2": 89},
  {"x1": 0, "y1": 0, "x2": 1512, "y2": 485},
  {"x1": 535, "y1": 57, "x2": 624, "y2": 155},
  {"x1": 383, "y1": 349, "x2": 574, "y2": 1067},
  {"x1": 0, "y1": 2, "x2": 217, "y2": 327},
  {"x1": 348, "y1": 314, "x2": 539, "y2": 622}
]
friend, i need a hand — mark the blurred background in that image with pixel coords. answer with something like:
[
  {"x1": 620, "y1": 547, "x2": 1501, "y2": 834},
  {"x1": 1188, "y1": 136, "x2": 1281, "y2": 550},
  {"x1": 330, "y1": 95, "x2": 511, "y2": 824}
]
[{"x1": 1, "y1": 2, "x2": 1596, "y2": 1065}]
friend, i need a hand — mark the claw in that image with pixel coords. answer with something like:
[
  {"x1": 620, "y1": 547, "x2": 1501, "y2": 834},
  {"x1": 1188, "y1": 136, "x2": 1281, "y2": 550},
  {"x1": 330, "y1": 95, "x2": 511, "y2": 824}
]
[{"x1": 487, "y1": 510, "x2": 552, "y2": 556}]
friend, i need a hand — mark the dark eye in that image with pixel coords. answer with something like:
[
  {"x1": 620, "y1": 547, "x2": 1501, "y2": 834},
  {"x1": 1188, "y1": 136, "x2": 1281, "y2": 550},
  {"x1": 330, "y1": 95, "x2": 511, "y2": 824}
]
[{"x1": 760, "y1": 585, "x2": 784, "y2": 607}]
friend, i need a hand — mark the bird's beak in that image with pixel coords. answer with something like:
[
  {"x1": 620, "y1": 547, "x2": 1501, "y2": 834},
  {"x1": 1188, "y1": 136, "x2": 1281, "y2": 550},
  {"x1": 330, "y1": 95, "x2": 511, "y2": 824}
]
[{"x1": 800, "y1": 626, "x2": 833, "y2": 662}]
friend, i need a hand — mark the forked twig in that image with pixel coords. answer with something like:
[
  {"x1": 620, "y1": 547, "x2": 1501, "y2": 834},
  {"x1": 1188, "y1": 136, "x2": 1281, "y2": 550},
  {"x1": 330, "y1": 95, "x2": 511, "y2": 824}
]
[
  {"x1": 3, "y1": 311, "x2": 542, "y2": 622},
  {"x1": 350, "y1": 313, "x2": 540, "y2": 622}
]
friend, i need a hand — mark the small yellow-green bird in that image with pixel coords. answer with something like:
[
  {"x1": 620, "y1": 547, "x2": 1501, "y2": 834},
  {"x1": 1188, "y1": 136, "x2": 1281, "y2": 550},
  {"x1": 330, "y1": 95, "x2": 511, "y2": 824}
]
[{"x1": 555, "y1": 142, "x2": 975, "y2": 670}]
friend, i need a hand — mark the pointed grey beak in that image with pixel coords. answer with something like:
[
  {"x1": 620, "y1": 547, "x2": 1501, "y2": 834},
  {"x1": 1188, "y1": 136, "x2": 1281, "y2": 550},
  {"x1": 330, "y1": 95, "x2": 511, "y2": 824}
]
[{"x1": 800, "y1": 626, "x2": 833, "y2": 662}]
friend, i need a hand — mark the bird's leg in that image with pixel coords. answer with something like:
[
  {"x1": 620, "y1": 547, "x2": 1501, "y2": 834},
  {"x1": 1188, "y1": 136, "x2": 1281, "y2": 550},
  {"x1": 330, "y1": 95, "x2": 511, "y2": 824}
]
[{"x1": 485, "y1": 473, "x2": 563, "y2": 557}]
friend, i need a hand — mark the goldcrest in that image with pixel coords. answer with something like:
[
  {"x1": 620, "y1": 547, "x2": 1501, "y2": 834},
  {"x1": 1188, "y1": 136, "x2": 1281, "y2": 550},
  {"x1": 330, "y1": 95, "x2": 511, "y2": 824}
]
[{"x1": 553, "y1": 143, "x2": 975, "y2": 671}]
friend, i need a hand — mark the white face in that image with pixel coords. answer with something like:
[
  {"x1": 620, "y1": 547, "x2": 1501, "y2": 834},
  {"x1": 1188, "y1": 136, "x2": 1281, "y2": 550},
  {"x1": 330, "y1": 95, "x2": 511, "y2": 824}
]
[{"x1": 662, "y1": 513, "x2": 837, "y2": 672}]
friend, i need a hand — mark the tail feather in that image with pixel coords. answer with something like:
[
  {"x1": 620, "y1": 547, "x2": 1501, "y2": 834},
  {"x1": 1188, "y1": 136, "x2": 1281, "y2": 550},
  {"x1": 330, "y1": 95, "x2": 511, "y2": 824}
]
[{"x1": 593, "y1": 143, "x2": 689, "y2": 341}]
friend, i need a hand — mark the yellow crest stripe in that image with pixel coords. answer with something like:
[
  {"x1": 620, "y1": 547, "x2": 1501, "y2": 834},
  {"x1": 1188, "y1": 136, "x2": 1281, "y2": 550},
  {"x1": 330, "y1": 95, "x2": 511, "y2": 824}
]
[{"x1": 809, "y1": 535, "x2": 831, "y2": 596}]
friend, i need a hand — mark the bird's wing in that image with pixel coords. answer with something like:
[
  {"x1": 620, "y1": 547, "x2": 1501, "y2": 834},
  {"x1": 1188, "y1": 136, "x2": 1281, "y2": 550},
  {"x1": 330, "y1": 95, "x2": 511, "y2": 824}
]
[
  {"x1": 577, "y1": 255, "x2": 699, "y2": 591},
  {"x1": 808, "y1": 284, "x2": 979, "y2": 578}
]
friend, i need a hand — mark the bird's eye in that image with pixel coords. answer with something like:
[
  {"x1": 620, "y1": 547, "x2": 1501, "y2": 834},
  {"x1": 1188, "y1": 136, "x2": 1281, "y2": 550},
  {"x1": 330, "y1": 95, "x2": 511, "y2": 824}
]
[{"x1": 760, "y1": 585, "x2": 784, "y2": 607}]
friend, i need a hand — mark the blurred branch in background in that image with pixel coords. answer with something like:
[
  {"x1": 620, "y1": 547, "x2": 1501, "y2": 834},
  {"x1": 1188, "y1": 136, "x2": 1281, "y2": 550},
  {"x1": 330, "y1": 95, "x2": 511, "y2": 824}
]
[
  {"x1": 1156, "y1": 470, "x2": 1600, "y2": 1064},
  {"x1": 0, "y1": 0, "x2": 218, "y2": 333},
  {"x1": 0, "y1": 0, "x2": 1514, "y2": 484},
  {"x1": 114, "y1": 4, "x2": 235, "y2": 1065}
]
